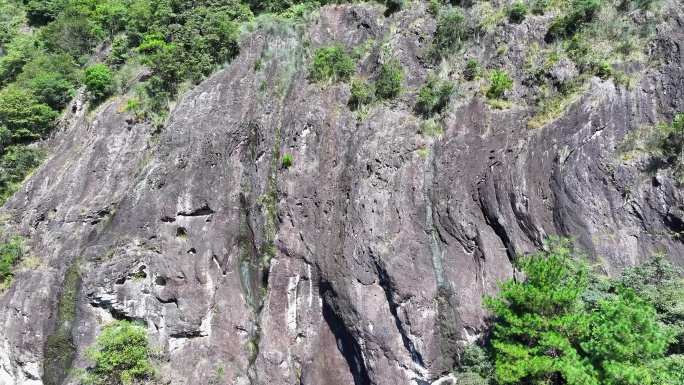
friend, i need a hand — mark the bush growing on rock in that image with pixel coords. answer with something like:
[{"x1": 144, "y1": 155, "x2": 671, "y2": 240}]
[
  {"x1": 81, "y1": 320, "x2": 154, "y2": 385},
  {"x1": 548, "y1": 0, "x2": 603, "y2": 40},
  {"x1": 348, "y1": 78, "x2": 375, "y2": 109},
  {"x1": 25, "y1": 72, "x2": 75, "y2": 110},
  {"x1": 0, "y1": 86, "x2": 58, "y2": 140},
  {"x1": 464, "y1": 60, "x2": 478, "y2": 81},
  {"x1": 486, "y1": 71, "x2": 513, "y2": 99},
  {"x1": 84, "y1": 63, "x2": 113, "y2": 99},
  {"x1": 508, "y1": 1, "x2": 529, "y2": 23},
  {"x1": 375, "y1": 60, "x2": 403, "y2": 100},
  {"x1": 308, "y1": 45, "x2": 355, "y2": 85},
  {"x1": 414, "y1": 74, "x2": 455, "y2": 117},
  {"x1": 428, "y1": 8, "x2": 472, "y2": 61},
  {"x1": 0, "y1": 146, "x2": 48, "y2": 204},
  {"x1": 0, "y1": 236, "x2": 23, "y2": 291}
]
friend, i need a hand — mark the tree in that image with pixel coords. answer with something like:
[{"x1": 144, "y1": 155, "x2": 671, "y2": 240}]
[
  {"x1": 484, "y1": 240, "x2": 596, "y2": 384},
  {"x1": 485, "y1": 239, "x2": 673, "y2": 384},
  {"x1": 0, "y1": 86, "x2": 58, "y2": 140},
  {"x1": 82, "y1": 321, "x2": 154, "y2": 385},
  {"x1": 617, "y1": 254, "x2": 684, "y2": 354},
  {"x1": 582, "y1": 288, "x2": 670, "y2": 384},
  {"x1": 84, "y1": 64, "x2": 113, "y2": 99}
]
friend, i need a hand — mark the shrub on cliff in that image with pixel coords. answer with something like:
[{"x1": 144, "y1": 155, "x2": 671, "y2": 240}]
[
  {"x1": 508, "y1": 2, "x2": 529, "y2": 23},
  {"x1": 309, "y1": 45, "x2": 355, "y2": 85},
  {"x1": 375, "y1": 60, "x2": 403, "y2": 100},
  {"x1": 428, "y1": 8, "x2": 472, "y2": 61},
  {"x1": 348, "y1": 78, "x2": 375, "y2": 110},
  {"x1": 486, "y1": 71, "x2": 512, "y2": 99},
  {"x1": 0, "y1": 235, "x2": 23, "y2": 291},
  {"x1": 0, "y1": 86, "x2": 58, "y2": 140},
  {"x1": 548, "y1": 0, "x2": 603, "y2": 40},
  {"x1": 84, "y1": 64, "x2": 113, "y2": 99},
  {"x1": 415, "y1": 75, "x2": 455, "y2": 117},
  {"x1": 81, "y1": 320, "x2": 154, "y2": 385}
]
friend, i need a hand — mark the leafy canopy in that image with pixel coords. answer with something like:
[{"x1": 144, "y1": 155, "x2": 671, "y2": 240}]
[
  {"x1": 309, "y1": 45, "x2": 355, "y2": 85},
  {"x1": 485, "y1": 239, "x2": 675, "y2": 385},
  {"x1": 82, "y1": 320, "x2": 154, "y2": 385}
]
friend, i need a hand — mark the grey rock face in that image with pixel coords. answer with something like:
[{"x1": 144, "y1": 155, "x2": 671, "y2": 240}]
[{"x1": 1, "y1": 3, "x2": 684, "y2": 385}]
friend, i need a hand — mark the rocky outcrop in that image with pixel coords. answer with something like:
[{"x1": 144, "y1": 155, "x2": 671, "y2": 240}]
[{"x1": 1, "y1": 2, "x2": 683, "y2": 385}]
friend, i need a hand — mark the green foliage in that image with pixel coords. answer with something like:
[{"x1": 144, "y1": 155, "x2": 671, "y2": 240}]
[
  {"x1": 281, "y1": 154, "x2": 293, "y2": 168},
  {"x1": 485, "y1": 240, "x2": 677, "y2": 385},
  {"x1": 0, "y1": 86, "x2": 58, "y2": 140},
  {"x1": 84, "y1": 64, "x2": 113, "y2": 99},
  {"x1": 0, "y1": 235, "x2": 23, "y2": 290},
  {"x1": 418, "y1": 118, "x2": 443, "y2": 136},
  {"x1": 428, "y1": 8, "x2": 472, "y2": 61},
  {"x1": 106, "y1": 36, "x2": 129, "y2": 68},
  {"x1": 618, "y1": 254, "x2": 684, "y2": 354},
  {"x1": 0, "y1": 35, "x2": 38, "y2": 88},
  {"x1": 508, "y1": 2, "x2": 529, "y2": 24},
  {"x1": 456, "y1": 344, "x2": 495, "y2": 383},
  {"x1": 0, "y1": 145, "x2": 48, "y2": 204},
  {"x1": 82, "y1": 321, "x2": 154, "y2": 385},
  {"x1": 596, "y1": 61, "x2": 613, "y2": 79},
  {"x1": 582, "y1": 288, "x2": 670, "y2": 384},
  {"x1": 658, "y1": 114, "x2": 684, "y2": 162},
  {"x1": 427, "y1": 0, "x2": 442, "y2": 15},
  {"x1": 548, "y1": 0, "x2": 604, "y2": 40},
  {"x1": 375, "y1": 60, "x2": 403, "y2": 100},
  {"x1": 348, "y1": 78, "x2": 375, "y2": 110},
  {"x1": 309, "y1": 45, "x2": 355, "y2": 85},
  {"x1": 25, "y1": 72, "x2": 75, "y2": 110},
  {"x1": 414, "y1": 75, "x2": 454, "y2": 118},
  {"x1": 486, "y1": 71, "x2": 513, "y2": 99}
]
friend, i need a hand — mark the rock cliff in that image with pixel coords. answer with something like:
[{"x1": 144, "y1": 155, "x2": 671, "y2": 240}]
[{"x1": 1, "y1": 2, "x2": 684, "y2": 384}]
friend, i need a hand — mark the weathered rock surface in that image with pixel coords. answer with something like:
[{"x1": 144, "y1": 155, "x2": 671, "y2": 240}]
[{"x1": 1, "y1": 2, "x2": 684, "y2": 385}]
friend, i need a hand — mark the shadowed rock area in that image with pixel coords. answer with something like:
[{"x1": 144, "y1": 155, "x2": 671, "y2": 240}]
[{"x1": 1, "y1": 2, "x2": 684, "y2": 384}]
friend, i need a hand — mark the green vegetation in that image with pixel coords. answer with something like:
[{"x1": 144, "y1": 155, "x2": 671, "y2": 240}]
[
  {"x1": 81, "y1": 320, "x2": 154, "y2": 385},
  {"x1": 471, "y1": 238, "x2": 684, "y2": 384},
  {"x1": 548, "y1": 0, "x2": 604, "y2": 40},
  {"x1": 281, "y1": 154, "x2": 293, "y2": 168},
  {"x1": 0, "y1": 235, "x2": 23, "y2": 291},
  {"x1": 418, "y1": 118, "x2": 444, "y2": 137},
  {"x1": 375, "y1": 60, "x2": 403, "y2": 100},
  {"x1": 348, "y1": 78, "x2": 376, "y2": 110},
  {"x1": 486, "y1": 71, "x2": 513, "y2": 99},
  {"x1": 508, "y1": 2, "x2": 529, "y2": 24},
  {"x1": 308, "y1": 45, "x2": 355, "y2": 85},
  {"x1": 84, "y1": 64, "x2": 113, "y2": 99},
  {"x1": 415, "y1": 75, "x2": 455, "y2": 118},
  {"x1": 0, "y1": 146, "x2": 48, "y2": 204},
  {"x1": 658, "y1": 114, "x2": 684, "y2": 163},
  {"x1": 347, "y1": 59, "x2": 403, "y2": 109},
  {"x1": 428, "y1": 8, "x2": 473, "y2": 61},
  {"x1": 617, "y1": 113, "x2": 684, "y2": 178}
]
